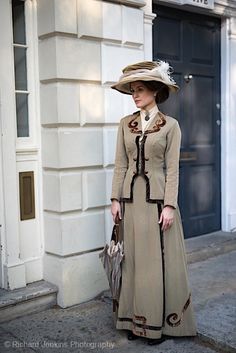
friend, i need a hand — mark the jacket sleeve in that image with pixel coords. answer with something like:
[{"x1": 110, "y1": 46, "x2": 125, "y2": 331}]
[
  {"x1": 164, "y1": 120, "x2": 181, "y2": 209},
  {"x1": 110, "y1": 118, "x2": 128, "y2": 202}
]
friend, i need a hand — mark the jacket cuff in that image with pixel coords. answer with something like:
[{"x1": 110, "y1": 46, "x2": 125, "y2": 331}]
[
  {"x1": 111, "y1": 198, "x2": 119, "y2": 202},
  {"x1": 164, "y1": 204, "x2": 176, "y2": 209}
]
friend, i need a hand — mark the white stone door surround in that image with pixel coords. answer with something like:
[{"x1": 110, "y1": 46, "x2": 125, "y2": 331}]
[
  {"x1": 0, "y1": 92, "x2": 4, "y2": 288},
  {"x1": 0, "y1": 0, "x2": 43, "y2": 289}
]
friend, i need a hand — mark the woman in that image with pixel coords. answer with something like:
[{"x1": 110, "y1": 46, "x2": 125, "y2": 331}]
[{"x1": 110, "y1": 61, "x2": 197, "y2": 345}]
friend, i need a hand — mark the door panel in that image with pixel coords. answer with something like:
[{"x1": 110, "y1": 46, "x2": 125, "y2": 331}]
[
  {"x1": 153, "y1": 5, "x2": 221, "y2": 238},
  {"x1": 156, "y1": 16, "x2": 182, "y2": 61},
  {"x1": 189, "y1": 77, "x2": 214, "y2": 144},
  {"x1": 190, "y1": 24, "x2": 214, "y2": 64}
]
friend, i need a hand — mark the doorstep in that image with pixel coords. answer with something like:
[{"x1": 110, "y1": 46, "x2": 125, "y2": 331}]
[
  {"x1": 186, "y1": 230, "x2": 236, "y2": 264},
  {"x1": 0, "y1": 280, "x2": 58, "y2": 323}
]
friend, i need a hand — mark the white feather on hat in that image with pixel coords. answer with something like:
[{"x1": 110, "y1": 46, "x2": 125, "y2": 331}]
[{"x1": 111, "y1": 60, "x2": 179, "y2": 95}]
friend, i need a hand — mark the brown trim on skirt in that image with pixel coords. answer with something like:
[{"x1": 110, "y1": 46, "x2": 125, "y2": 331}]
[
  {"x1": 117, "y1": 317, "x2": 162, "y2": 331},
  {"x1": 166, "y1": 293, "x2": 191, "y2": 327},
  {"x1": 157, "y1": 202, "x2": 166, "y2": 327}
]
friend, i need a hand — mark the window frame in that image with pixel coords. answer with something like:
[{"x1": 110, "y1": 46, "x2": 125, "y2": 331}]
[{"x1": 12, "y1": 0, "x2": 38, "y2": 149}]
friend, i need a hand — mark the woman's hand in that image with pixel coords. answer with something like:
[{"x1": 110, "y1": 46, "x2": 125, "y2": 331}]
[
  {"x1": 111, "y1": 199, "x2": 122, "y2": 223},
  {"x1": 158, "y1": 206, "x2": 175, "y2": 231}
]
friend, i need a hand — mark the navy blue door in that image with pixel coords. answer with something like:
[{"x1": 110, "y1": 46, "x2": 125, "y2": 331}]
[{"x1": 153, "y1": 5, "x2": 221, "y2": 238}]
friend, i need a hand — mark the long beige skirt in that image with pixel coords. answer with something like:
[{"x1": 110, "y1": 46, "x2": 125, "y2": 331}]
[{"x1": 116, "y1": 176, "x2": 197, "y2": 339}]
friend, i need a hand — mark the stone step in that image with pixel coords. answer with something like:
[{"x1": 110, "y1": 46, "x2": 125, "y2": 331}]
[
  {"x1": 0, "y1": 280, "x2": 58, "y2": 323},
  {"x1": 186, "y1": 230, "x2": 236, "y2": 264}
]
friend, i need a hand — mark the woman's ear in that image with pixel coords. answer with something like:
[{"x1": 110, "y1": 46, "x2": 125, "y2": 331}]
[{"x1": 154, "y1": 90, "x2": 158, "y2": 97}]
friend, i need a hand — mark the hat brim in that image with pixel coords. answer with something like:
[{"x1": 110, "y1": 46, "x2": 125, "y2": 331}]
[{"x1": 111, "y1": 76, "x2": 179, "y2": 94}]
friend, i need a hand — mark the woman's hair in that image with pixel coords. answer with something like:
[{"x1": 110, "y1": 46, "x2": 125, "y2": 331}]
[{"x1": 142, "y1": 81, "x2": 169, "y2": 104}]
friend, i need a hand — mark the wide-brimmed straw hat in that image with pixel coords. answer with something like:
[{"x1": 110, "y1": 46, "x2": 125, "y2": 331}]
[{"x1": 111, "y1": 60, "x2": 179, "y2": 95}]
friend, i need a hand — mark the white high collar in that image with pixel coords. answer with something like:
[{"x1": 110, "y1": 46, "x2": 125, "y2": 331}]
[{"x1": 140, "y1": 105, "x2": 159, "y2": 132}]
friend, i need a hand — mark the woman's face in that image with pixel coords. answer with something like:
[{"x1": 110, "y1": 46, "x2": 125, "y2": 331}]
[{"x1": 130, "y1": 81, "x2": 156, "y2": 111}]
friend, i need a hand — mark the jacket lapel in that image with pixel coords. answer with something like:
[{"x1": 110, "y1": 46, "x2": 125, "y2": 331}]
[
  {"x1": 128, "y1": 111, "x2": 166, "y2": 134},
  {"x1": 128, "y1": 112, "x2": 142, "y2": 134}
]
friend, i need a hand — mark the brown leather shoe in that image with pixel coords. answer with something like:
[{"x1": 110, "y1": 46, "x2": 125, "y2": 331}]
[
  {"x1": 127, "y1": 331, "x2": 139, "y2": 340},
  {"x1": 147, "y1": 336, "x2": 165, "y2": 345}
]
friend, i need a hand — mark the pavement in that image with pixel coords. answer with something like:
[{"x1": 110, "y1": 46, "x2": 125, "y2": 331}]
[{"x1": 0, "y1": 231, "x2": 235, "y2": 353}]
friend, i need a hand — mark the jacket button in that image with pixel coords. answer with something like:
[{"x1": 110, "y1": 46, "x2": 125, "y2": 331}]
[
  {"x1": 145, "y1": 157, "x2": 149, "y2": 161},
  {"x1": 133, "y1": 158, "x2": 137, "y2": 161},
  {"x1": 144, "y1": 171, "x2": 148, "y2": 174}
]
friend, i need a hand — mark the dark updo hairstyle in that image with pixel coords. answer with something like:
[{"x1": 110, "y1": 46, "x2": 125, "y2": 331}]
[{"x1": 142, "y1": 81, "x2": 169, "y2": 104}]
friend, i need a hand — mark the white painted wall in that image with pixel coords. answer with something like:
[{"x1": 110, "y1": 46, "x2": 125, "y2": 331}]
[
  {"x1": 38, "y1": 0, "x2": 150, "y2": 307},
  {"x1": 0, "y1": 80, "x2": 5, "y2": 288},
  {"x1": 38, "y1": 0, "x2": 236, "y2": 308},
  {"x1": 221, "y1": 17, "x2": 236, "y2": 232}
]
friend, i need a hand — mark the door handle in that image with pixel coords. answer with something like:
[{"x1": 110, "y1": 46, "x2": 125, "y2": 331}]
[{"x1": 184, "y1": 74, "x2": 193, "y2": 83}]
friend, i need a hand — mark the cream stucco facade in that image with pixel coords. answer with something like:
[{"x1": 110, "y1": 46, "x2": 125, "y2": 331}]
[{"x1": 0, "y1": 0, "x2": 235, "y2": 308}]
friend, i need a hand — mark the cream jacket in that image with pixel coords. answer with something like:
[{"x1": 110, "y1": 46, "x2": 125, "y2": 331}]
[{"x1": 111, "y1": 110, "x2": 181, "y2": 209}]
